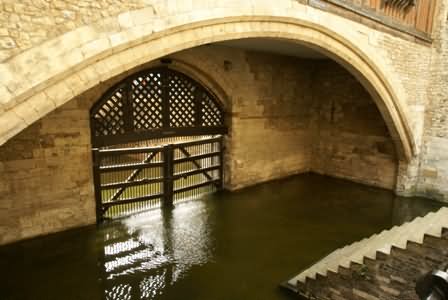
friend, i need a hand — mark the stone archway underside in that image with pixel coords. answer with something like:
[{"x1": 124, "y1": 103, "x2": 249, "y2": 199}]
[{"x1": 0, "y1": 12, "x2": 415, "y2": 162}]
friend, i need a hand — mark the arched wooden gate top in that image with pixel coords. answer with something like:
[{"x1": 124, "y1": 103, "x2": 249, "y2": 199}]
[{"x1": 90, "y1": 67, "x2": 227, "y2": 147}]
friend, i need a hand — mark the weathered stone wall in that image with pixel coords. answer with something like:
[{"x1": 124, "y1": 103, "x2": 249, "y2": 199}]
[
  {"x1": 0, "y1": 0, "x2": 147, "y2": 61},
  {"x1": 0, "y1": 94, "x2": 95, "y2": 244},
  {"x1": 0, "y1": 44, "x2": 396, "y2": 244},
  {"x1": 226, "y1": 50, "x2": 314, "y2": 189},
  {"x1": 312, "y1": 61, "x2": 398, "y2": 190},
  {"x1": 166, "y1": 45, "x2": 316, "y2": 189},
  {"x1": 0, "y1": 65, "x2": 136, "y2": 245},
  {"x1": 416, "y1": 2, "x2": 448, "y2": 201},
  {"x1": 377, "y1": 33, "x2": 434, "y2": 196},
  {"x1": 298, "y1": 229, "x2": 448, "y2": 300},
  {"x1": 148, "y1": 45, "x2": 398, "y2": 189}
]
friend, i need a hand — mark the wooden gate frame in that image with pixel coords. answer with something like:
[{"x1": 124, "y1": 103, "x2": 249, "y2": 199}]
[
  {"x1": 92, "y1": 136, "x2": 224, "y2": 221},
  {"x1": 90, "y1": 67, "x2": 227, "y2": 221}
]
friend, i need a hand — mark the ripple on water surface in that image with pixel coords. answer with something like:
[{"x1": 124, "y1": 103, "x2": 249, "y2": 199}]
[{"x1": 0, "y1": 174, "x2": 445, "y2": 300}]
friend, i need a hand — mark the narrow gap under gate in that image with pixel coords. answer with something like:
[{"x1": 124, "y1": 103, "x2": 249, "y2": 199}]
[{"x1": 89, "y1": 66, "x2": 227, "y2": 221}]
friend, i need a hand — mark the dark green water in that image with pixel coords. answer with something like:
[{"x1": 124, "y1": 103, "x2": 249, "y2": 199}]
[{"x1": 0, "y1": 174, "x2": 445, "y2": 300}]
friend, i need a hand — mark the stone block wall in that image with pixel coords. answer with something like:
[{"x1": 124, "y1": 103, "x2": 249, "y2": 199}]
[
  {"x1": 226, "y1": 51, "x2": 314, "y2": 189},
  {"x1": 0, "y1": 44, "x2": 397, "y2": 244},
  {"x1": 163, "y1": 45, "x2": 398, "y2": 189},
  {"x1": 0, "y1": 95, "x2": 95, "y2": 244},
  {"x1": 416, "y1": 2, "x2": 448, "y2": 201},
  {"x1": 0, "y1": 0, "x2": 148, "y2": 61},
  {"x1": 163, "y1": 45, "x2": 316, "y2": 189},
  {"x1": 312, "y1": 61, "x2": 398, "y2": 190},
  {"x1": 298, "y1": 229, "x2": 448, "y2": 300},
  {"x1": 0, "y1": 75, "x2": 127, "y2": 245}
]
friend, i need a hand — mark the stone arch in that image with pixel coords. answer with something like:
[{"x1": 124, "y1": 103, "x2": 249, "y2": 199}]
[
  {"x1": 111, "y1": 58, "x2": 232, "y2": 112},
  {"x1": 0, "y1": 14, "x2": 415, "y2": 161}
]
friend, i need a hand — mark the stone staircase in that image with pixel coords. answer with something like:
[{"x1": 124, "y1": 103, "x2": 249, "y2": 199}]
[{"x1": 283, "y1": 207, "x2": 448, "y2": 298}]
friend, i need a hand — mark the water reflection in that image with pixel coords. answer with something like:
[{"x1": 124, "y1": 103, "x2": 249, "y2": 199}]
[
  {"x1": 0, "y1": 174, "x2": 446, "y2": 300},
  {"x1": 101, "y1": 200, "x2": 213, "y2": 299}
]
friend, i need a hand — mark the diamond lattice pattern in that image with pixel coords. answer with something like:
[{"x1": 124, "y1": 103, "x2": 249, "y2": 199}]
[
  {"x1": 93, "y1": 89, "x2": 126, "y2": 136},
  {"x1": 92, "y1": 68, "x2": 225, "y2": 142},
  {"x1": 132, "y1": 73, "x2": 164, "y2": 130},
  {"x1": 168, "y1": 73, "x2": 196, "y2": 128},
  {"x1": 202, "y1": 93, "x2": 223, "y2": 126}
]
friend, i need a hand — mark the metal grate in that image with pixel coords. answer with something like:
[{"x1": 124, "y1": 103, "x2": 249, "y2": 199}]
[{"x1": 90, "y1": 67, "x2": 226, "y2": 147}]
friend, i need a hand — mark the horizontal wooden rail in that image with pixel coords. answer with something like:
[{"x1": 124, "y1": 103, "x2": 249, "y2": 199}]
[
  {"x1": 97, "y1": 146, "x2": 162, "y2": 155},
  {"x1": 101, "y1": 177, "x2": 164, "y2": 190},
  {"x1": 173, "y1": 165, "x2": 221, "y2": 179},
  {"x1": 93, "y1": 126, "x2": 228, "y2": 147},
  {"x1": 171, "y1": 136, "x2": 221, "y2": 148},
  {"x1": 102, "y1": 193, "x2": 164, "y2": 209},
  {"x1": 100, "y1": 162, "x2": 164, "y2": 172},
  {"x1": 174, "y1": 151, "x2": 221, "y2": 164},
  {"x1": 174, "y1": 179, "x2": 221, "y2": 194}
]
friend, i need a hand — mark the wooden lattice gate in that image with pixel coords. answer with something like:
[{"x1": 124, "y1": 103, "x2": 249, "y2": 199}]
[{"x1": 90, "y1": 66, "x2": 227, "y2": 221}]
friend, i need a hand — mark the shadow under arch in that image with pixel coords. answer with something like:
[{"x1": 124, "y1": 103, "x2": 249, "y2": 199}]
[{"x1": 1, "y1": 16, "x2": 416, "y2": 163}]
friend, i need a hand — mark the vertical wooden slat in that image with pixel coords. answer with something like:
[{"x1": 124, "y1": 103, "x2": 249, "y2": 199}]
[
  {"x1": 218, "y1": 136, "x2": 224, "y2": 190},
  {"x1": 194, "y1": 88, "x2": 202, "y2": 127},
  {"x1": 162, "y1": 144, "x2": 174, "y2": 207},
  {"x1": 408, "y1": 4, "x2": 417, "y2": 27},
  {"x1": 415, "y1": 0, "x2": 428, "y2": 32},
  {"x1": 426, "y1": 0, "x2": 436, "y2": 34},
  {"x1": 377, "y1": 0, "x2": 383, "y2": 15},
  {"x1": 161, "y1": 68, "x2": 170, "y2": 129},
  {"x1": 92, "y1": 148, "x2": 104, "y2": 223},
  {"x1": 347, "y1": 0, "x2": 435, "y2": 35},
  {"x1": 123, "y1": 80, "x2": 133, "y2": 133}
]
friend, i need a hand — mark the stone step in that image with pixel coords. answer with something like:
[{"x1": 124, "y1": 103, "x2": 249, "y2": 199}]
[
  {"x1": 285, "y1": 207, "x2": 448, "y2": 289},
  {"x1": 296, "y1": 236, "x2": 375, "y2": 281}
]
